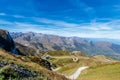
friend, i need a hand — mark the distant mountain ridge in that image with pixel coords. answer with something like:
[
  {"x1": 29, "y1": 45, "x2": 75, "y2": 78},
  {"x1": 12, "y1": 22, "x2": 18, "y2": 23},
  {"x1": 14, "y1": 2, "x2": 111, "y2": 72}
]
[
  {"x1": 85, "y1": 38, "x2": 120, "y2": 45},
  {"x1": 11, "y1": 32, "x2": 120, "y2": 60}
]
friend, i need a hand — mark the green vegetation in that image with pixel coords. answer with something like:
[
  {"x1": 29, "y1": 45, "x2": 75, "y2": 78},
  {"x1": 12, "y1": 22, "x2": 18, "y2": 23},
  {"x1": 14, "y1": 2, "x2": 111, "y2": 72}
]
[
  {"x1": 47, "y1": 50, "x2": 70, "y2": 56},
  {"x1": 0, "y1": 65, "x2": 20, "y2": 80},
  {"x1": 0, "y1": 49, "x2": 69, "y2": 80},
  {"x1": 0, "y1": 48, "x2": 119, "y2": 80},
  {"x1": 57, "y1": 62, "x2": 82, "y2": 75},
  {"x1": 54, "y1": 58, "x2": 99, "y2": 75},
  {"x1": 49, "y1": 58, "x2": 73, "y2": 66},
  {"x1": 46, "y1": 51, "x2": 118, "y2": 79},
  {"x1": 29, "y1": 56, "x2": 52, "y2": 70},
  {"x1": 79, "y1": 63, "x2": 120, "y2": 80}
]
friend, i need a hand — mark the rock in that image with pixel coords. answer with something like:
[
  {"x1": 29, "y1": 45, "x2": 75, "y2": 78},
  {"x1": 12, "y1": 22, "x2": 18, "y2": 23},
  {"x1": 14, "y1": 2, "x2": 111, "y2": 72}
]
[{"x1": 0, "y1": 29, "x2": 18, "y2": 54}]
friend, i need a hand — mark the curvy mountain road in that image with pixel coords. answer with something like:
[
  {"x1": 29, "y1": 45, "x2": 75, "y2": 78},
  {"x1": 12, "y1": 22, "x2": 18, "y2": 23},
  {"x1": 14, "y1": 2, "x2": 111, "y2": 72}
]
[{"x1": 66, "y1": 66, "x2": 88, "y2": 80}]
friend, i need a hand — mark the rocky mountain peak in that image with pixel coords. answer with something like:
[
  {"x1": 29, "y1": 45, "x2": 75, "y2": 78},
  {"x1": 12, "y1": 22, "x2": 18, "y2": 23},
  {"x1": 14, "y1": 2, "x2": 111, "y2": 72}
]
[{"x1": 0, "y1": 29, "x2": 18, "y2": 54}]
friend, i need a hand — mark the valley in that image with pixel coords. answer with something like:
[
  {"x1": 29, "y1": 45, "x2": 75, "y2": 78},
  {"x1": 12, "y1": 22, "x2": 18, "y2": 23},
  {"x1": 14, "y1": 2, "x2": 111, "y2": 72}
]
[
  {"x1": 0, "y1": 0, "x2": 120, "y2": 80},
  {"x1": 0, "y1": 29, "x2": 120, "y2": 80},
  {"x1": 44, "y1": 51, "x2": 119, "y2": 80}
]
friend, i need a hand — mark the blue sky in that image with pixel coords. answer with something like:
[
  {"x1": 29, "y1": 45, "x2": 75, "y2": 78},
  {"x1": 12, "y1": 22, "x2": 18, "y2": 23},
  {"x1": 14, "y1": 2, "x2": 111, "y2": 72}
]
[{"x1": 0, "y1": 0, "x2": 120, "y2": 39}]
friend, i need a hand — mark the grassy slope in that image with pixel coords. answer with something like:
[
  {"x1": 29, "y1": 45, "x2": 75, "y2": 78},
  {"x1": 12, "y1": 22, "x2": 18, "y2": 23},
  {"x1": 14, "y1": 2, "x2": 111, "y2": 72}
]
[
  {"x1": 47, "y1": 51, "x2": 117, "y2": 76},
  {"x1": 0, "y1": 49, "x2": 69, "y2": 80},
  {"x1": 46, "y1": 51, "x2": 118, "y2": 79},
  {"x1": 47, "y1": 50, "x2": 71, "y2": 56},
  {"x1": 54, "y1": 58, "x2": 100, "y2": 75},
  {"x1": 79, "y1": 63, "x2": 120, "y2": 80}
]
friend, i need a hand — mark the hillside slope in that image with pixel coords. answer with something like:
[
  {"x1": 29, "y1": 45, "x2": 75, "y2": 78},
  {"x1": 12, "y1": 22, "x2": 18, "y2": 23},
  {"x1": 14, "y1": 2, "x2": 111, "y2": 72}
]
[
  {"x1": 43, "y1": 50, "x2": 118, "y2": 80},
  {"x1": 45, "y1": 51, "x2": 117, "y2": 75},
  {"x1": 79, "y1": 63, "x2": 120, "y2": 80},
  {"x1": 0, "y1": 49, "x2": 69, "y2": 80},
  {"x1": 0, "y1": 29, "x2": 69, "y2": 80}
]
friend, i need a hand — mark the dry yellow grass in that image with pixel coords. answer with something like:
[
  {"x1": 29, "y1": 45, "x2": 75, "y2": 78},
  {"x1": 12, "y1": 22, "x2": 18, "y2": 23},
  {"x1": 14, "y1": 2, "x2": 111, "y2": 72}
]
[
  {"x1": 49, "y1": 53, "x2": 118, "y2": 79},
  {"x1": 78, "y1": 63, "x2": 120, "y2": 80},
  {"x1": 0, "y1": 48, "x2": 69, "y2": 80}
]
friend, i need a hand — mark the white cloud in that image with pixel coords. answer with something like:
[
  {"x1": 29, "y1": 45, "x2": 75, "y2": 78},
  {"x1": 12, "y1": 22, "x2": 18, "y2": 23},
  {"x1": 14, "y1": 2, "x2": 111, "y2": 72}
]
[
  {"x1": 34, "y1": 18, "x2": 79, "y2": 27},
  {"x1": 0, "y1": 20, "x2": 13, "y2": 24},
  {"x1": 0, "y1": 17, "x2": 120, "y2": 39},
  {"x1": 0, "y1": 13, "x2": 6, "y2": 16},
  {"x1": 0, "y1": 12, "x2": 25, "y2": 18},
  {"x1": 12, "y1": 15, "x2": 25, "y2": 18},
  {"x1": 34, "y1": 18, "x2": 114, "y2": 31}
]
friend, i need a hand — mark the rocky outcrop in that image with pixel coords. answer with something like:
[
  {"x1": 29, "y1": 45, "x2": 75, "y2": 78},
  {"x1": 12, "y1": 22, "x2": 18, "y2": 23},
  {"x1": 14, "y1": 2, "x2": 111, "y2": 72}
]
[
  {"x1": 0, "y1": 60, "x2": 35, "y2": 78},
  {"x1": 29, "y1": 56, "x2": 54, "y2": 70},
  {"x1": 0, "y1": 29, "x2": 18, "y2": 54}
]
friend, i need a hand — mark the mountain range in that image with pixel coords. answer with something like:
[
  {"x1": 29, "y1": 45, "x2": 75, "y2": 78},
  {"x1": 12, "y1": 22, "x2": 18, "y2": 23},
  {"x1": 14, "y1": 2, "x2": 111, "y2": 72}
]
[
  {"x1": 10, "y1": 32, "x2": 120, "y2": 60},
  {"x1": 0, "y1": 29, "x2": 120, "y2": 80},
  {"x1": 85, "y1": 38, "x2": 120, "y2": 45}
]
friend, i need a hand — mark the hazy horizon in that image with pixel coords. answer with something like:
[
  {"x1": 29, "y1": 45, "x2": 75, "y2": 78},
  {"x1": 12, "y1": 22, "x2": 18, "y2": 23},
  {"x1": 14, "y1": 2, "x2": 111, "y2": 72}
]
[{"x1": 0, "y1": 0, "x2": 120, "y2": 39}]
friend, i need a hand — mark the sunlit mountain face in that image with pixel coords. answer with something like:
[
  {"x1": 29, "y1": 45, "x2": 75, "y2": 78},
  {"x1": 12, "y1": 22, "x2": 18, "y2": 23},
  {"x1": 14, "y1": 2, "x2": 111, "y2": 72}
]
[{"x1": 0, "y1": 0, "x2": 120, "y2": 40}]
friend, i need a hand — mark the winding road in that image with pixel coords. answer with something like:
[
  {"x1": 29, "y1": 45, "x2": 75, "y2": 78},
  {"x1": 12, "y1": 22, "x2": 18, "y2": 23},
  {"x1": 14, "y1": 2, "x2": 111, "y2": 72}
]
[
  {"x1": 46, "y1": 55, "x2": 88, "y2": 79},
  {"x1": 66, "y1": 66, "x2": 88, "y2": 80}
]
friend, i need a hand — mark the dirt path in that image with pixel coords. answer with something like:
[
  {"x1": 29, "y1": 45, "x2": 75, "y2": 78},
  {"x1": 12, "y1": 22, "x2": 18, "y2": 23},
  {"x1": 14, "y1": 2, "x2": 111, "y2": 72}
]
[
  {"x1": 66, "y1": 66, "x2": 88, "y2": 80},
  {"x1": 51, "y1": 56, "x2": 79, "y2": 62},
  {"x1": 52, "y1": 67, "x2": 61, "y2": 71}
]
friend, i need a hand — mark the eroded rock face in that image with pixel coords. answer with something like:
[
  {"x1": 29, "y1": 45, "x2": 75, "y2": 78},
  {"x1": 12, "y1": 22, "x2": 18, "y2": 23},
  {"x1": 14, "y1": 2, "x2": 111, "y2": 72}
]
[{"x1": 0, "y1": 29, "x2": 18, "y2": 54}]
